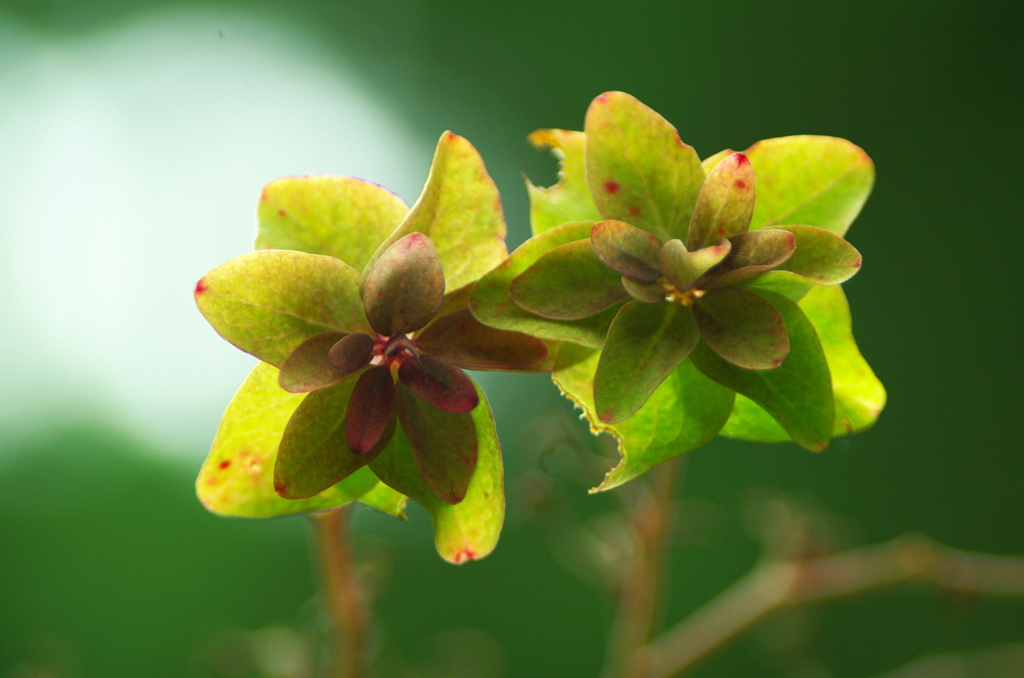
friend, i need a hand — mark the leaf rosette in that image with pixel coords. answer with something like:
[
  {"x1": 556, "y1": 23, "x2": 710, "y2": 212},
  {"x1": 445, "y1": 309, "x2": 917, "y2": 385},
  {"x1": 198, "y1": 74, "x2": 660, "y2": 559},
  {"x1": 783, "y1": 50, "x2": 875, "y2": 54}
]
[
  {"x1": 471, "y1": 92, "x2": 886, "y2": 490},
  {"x1": 195, "y1": 132, "x2": 545, "y2": 563}
]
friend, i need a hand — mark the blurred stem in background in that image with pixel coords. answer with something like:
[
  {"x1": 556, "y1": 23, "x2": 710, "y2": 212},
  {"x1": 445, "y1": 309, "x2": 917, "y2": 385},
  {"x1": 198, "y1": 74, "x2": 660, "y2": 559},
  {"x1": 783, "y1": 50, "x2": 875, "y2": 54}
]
[{"x1": 311, "y1": 507, "x2": 366, "y2": 678}]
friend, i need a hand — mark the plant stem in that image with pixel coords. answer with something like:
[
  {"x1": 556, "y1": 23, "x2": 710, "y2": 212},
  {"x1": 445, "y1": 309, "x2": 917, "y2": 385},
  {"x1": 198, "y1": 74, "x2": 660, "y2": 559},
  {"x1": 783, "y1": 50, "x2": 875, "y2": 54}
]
[
  {"x1": 603, "y1": 458, "x2": 682, "y2": 678},
  {"x1": 311, "y1": 505, "x2": 366, "y2": 678}
]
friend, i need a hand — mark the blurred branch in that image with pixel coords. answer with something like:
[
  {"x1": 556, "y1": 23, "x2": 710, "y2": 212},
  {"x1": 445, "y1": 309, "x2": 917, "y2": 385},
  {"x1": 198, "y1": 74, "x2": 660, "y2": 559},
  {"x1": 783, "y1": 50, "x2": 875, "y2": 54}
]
[
  {"x1": 311, "y1": 506, "x2": 367, "y2": 678},
  {"x1": 640, "y1": 533, "x2": 1024, "y2": 678}
]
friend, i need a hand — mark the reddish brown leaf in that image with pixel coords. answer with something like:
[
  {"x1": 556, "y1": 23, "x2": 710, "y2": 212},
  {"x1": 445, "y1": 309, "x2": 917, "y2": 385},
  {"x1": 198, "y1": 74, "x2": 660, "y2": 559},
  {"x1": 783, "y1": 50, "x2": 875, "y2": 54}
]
[
  {"x1": 328, "y1": 332, "x2": 375, "y2": 373},
  {"x1": 398, "y1": 355, "x2": 479, "y2": 413},
  {"x1": 413, "y1": 309, "x2": 548, "y2": 371},
  {"x1": 362, "y1": 232, "x2": 445, "y2": 336},
  {"x1": 345, "y1": 366, "x2": 397, "y2": 454},
  {"x1": 278, "y1": 332, "x2": 350, "y2": 393}
]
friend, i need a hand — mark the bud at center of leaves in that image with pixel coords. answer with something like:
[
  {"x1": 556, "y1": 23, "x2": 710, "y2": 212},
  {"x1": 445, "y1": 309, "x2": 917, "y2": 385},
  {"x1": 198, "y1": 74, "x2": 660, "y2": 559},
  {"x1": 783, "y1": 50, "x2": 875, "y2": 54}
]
[{"x1": 362, "y1": 233, "x2": 445, "y2": 337}]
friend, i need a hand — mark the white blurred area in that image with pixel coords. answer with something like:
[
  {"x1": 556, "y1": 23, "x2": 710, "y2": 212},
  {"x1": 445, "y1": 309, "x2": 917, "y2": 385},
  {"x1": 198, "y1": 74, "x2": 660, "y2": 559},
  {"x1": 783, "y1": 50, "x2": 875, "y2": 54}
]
[{"x1": 0, "y1": 8, "x2": 428, "y2": 458}]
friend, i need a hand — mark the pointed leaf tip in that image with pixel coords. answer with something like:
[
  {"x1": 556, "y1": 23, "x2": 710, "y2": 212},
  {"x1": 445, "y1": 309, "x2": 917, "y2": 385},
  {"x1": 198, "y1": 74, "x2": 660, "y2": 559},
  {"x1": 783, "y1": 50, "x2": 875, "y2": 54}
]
[
  {"x1": 345, "y1": 366, "x2": 397, "y2": 454},
  {"x1": 362, "y1": 233, "x2": 445, "y2": 336},
  {"x1": 774, "y1": 225, "x2": 863, "y2": 284},
  {"x1": 660, "y1": 239, "x2": 732, "y2": 291},
  {"x1": 688, "y1": 152, "x2": 756, "y2": 250}
]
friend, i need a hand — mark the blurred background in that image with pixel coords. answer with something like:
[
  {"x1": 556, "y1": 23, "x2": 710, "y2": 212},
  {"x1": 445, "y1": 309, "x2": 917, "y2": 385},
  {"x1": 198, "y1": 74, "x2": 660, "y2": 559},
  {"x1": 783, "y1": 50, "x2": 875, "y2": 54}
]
[{"x1": 1, "y1": 0, "x2": 1021, "y2": 676}]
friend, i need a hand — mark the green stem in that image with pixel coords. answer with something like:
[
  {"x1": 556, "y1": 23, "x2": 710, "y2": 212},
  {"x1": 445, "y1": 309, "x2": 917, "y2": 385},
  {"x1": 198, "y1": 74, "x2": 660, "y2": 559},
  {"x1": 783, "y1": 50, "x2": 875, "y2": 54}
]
[{"x1": 311, "y1": 505, "x2": 366, "y2": 678}]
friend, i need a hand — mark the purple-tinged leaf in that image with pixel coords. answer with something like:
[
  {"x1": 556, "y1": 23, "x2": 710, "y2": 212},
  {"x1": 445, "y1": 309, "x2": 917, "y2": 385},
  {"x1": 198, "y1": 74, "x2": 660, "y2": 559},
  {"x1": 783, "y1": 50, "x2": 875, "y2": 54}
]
[
  {"x1": 398, "y1": 355, "x2": 478, "y2": 414},
  {"x1": 693, "y1": 288, "x2": 790, "y2": 370},
  {"x1": 660, "y1": 239, "x2": 731, "y2": 292},
  {"x1": 362, "y1": 233, "x2": 445, "y2": 336},
  {"x1": 585, "y1": 92, "x2": 705, "y2": 241},
  {"x1": 510, "y1": 239, "x2": 629, "y2": 320},
  {"x1": 773, "y1": 225, "x2": 862, "y2": 284},
  {"x1": 594, "y1": 301, "x2": 700, "y2": 424},
  {"x1": 413, "y1": 309, "x2": 549, "y2": 371},
  {"x1": 275, "y1": 379, "x2": 392, "y2": 500},
  {"x1": 687, "y1": 152, "x2": 756, "y2": 250},
  {"x1": 526, "y1": 129, "x2": 602, "y2": 235},
  {"x1": 469, "y1": 221, "x2": 619, "y2": 348},
  {"x1": 278, "y1": 332, "x2": 350, "y2": 393},
  {"x1": 395, "y1": 381, "x2": 478, "y2": 505},
  {"x1": 328, "y1": 333, "x2": 375, "y2": 372},
  {"x1": 690, "y1": 290, "x2": 834, "y2": 451},
  {"x1": 345, "y1": 366, "x2": 397, "y2": 454},
  {"x1": 700, "y1": 229, "x2": 796, "y2": 289},
  {"x1": 195, "y1": 250, "x2": 370, "y2": 367},
  {"x1": 621, "y1": 276, "x2": 666, "y2": 303},
  {"x1": 383, "y1": 334, "x2": 418, "y2": 358},
  {"x1": 591, "y1": 220, "x2": 663, "y2": 281}
]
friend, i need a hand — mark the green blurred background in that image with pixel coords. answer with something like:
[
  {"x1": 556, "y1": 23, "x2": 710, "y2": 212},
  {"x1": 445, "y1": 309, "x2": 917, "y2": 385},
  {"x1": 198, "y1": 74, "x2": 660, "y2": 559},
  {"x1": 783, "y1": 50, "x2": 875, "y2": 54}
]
[{"x1": 1, "y1": 1, "x2": 1021, "y2": 676}]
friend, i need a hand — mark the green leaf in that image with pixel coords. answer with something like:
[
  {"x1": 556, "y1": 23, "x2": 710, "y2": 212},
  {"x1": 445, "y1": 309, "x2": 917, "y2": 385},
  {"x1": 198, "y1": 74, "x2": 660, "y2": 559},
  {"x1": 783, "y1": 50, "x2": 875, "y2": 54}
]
[
  {"x1": 526, "y1": 129, "x2": 602, "y2": 235},
  {"x1": 357, "y1": 481, "x2": 408, "y2": 518},
  {"x1": 591, "y1": 220, "x2": 663, "y2": 281},
  {"x1": 395, "y1": 380, "x2": 477, "y2": 504},
  {"x1": 800, "y1": 284, "x2": 886, "y2": 434},
  {"x1": 370, "y1": 378, "x2": 504, "y2": 563},
  {"x1": 738, "y1": 270, "x2": 815, "y2": 302},
  {"x1": 774, "y1": 225, "x2": 862, "y2": 284},
  {"x1": 719, "y1": 394, "x2": 792, "y2": 442},
  {"x1": 362, "y1": 233, "x2": 445, "y2": 336},
  {"x1": 553, "y1": 344, "x2": 734, "y2": 491},
  {"x1": 621, "y1": 276, "x2": 666, "y2": 303},
  {"x1": 510, "y1": 239, "x2": 628, "y2": 320},
  {"x1": 196, "y1": 362, "x2": 380, "y2": 517},
  {"x1": 690, "y1": 290, "x2": 834, "y2": 451},
  {"x1": 413, "y1": 309, "x2": 549, "y2": 371},
  {"x1": 701, "y1": 229, "x2": 796, "y2": 290},
  {"x1": 365, "y1": 132, "x2": 507, "y2": 290},
  {"x1": 278, "y1": 332, "x2": 350, "y2": 393},
  {"x1": 746, "y1": 135, "x2": 874, "y2": 237},
  {"x1": 195, "y1": 250, "x2": 371, "y2": 367},
  {"x1": 594, "y1": 301, "x2": 700, "y2": 424},
  {"x1": 584, "y1": 91, "x2": 705, "y2": 241},
  {"x1": 687, "y1": 152, "x2": 756, "y2": 250},
  {"x1": 257, "y1": 175, "x2": 409, "y2": 271},
  {"x1": 660, "y1": 239, "x2": 731, "y2": 291},
  {"x1": 275, "y1": 376, "x2": 394, "y2": 499},
  {"x1": 693, "y1": 288, "x2": 790, "y2": 370},
  {"x1": 470, "y1": 222, "x2": 620, "y2": 348},
  {"x1": 701, "y1": 149, "x2": 733, "y2": 175}
]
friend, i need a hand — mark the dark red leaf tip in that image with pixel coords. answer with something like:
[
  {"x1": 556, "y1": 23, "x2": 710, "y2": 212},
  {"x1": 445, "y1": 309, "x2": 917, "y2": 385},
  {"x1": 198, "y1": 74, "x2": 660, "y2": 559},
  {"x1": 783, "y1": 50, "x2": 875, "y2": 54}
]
[
  {"x1": 218, "y1": 460, "x2": 231, "y2": 470},
  {"x1": 453, "y1": 548, "x2": 477, "y2": 564},
  {"x1": 604, "y1": 180, "x2": 620, "y2": 194},
  {"x1": 734, "y1": 152, "x2": 750, "y2": 166},
  {"x1": 194, "y1": 279, "x2": 208, "y2": 295}
]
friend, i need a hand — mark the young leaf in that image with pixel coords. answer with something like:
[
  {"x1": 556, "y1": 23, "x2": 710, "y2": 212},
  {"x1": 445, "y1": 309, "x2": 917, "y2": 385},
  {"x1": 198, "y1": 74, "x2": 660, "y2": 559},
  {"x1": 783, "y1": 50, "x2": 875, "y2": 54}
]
[
  {"x1": 553, "y1": 344, "x2": 734, "y2": 491},
  {"x1": 701, "y1": 229, "x2": 796, "y2": 289},
  {"x1": 345, "y1": 366, "x2": 397, "y2": 454},
  {"x1": 687, "y1": 152, "x2": 756, "y2": 250},
  {"x1": 469, "y1": 221, "x2": 619, "y2": 348},
  {"x1": 257, "y1": 175, "x2": 409, "y2": 271},
  {"x1": 738, "y1": 270, "x2": 815, "y2": 302},
  {"x1": 799, "y1": 284, "x2": 886, "y2": 434},
  {"x1": 746, "y1": 135, "x2": 874, "y2": 236},
  {"x1": 364, "y1": 132, "x2": 507, "y2": 291},
  {"x1": 328, "y1": 333, "x2": 375, "y2": 372},
  {"x1": 621, "y1": 276, "x2": 667, "y2": 303},
  {"x1": 585, "y1": 91, "x2": 705, "y2": 241},
  {"x1": 357, "y1": 481, "x2": 409, "y2": 518},
  {"x1": 660, "y1": 239, "x2": 731, "y2": 291},
  {"x1": 591, "y1": 220, "x2": 663, "y2": 281},
  {"x1": 275, "y1": 378, "x2": 394, "y2": 499},
  {"x1": 398, "y1": 355, "x2": 479, "y2": 413},
  {"x1": 690, "y1": 290, "x2": 834, "y2": 450},
  {"x1": 773, "y1": 225, "x2": 862, "y2": 284},
  {"x1": 278, "y1": 332, "x2": 350, "y2": 393},
  {"x1": 370, "y1": 379, "x2": 503, "y2": 563},
  {"x1": 701, "y1": 149, "x2": 734, "y2": 175},
  {"x1": 526, "y1": 129, "x2": 602, "y2": 235},
  {"x1": 195, "y1": 250, "x2": 371, "y2": 367},
  {"x1": 196, "y1": 362, "x2": 380, "y2": 517},
  {"x1": 362, "y1": 233, "x2": 445, "y2": 336},
  {"x1": 413, "y1": 309, "x2": 548, "y2": 371},
  {"x1": 394, "y1": 380, "x2": 478, "y2": 505},
  {"x1": 693, "y1": 288, "x2": 790, "y2": 370},
  {"x1": 510, "y1": 239, "x2": 629, "y2": 320},
  {"x1": 594, "y1": 301, "x2": 700, "y2": 423}
]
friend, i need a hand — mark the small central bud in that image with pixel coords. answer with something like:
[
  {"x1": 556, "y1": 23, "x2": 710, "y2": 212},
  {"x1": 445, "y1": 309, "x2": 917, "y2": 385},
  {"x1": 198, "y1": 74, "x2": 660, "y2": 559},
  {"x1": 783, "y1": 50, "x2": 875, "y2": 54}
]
[{"x1": 663, "y1": 281, "x2": 705, "y2": 307}]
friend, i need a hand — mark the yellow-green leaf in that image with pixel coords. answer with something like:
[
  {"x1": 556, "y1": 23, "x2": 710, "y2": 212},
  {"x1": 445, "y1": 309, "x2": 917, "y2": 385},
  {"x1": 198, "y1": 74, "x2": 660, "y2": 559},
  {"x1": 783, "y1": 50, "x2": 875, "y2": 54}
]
[{"x1": 526, "y1": 129, "x2": 602, "y2": 235}]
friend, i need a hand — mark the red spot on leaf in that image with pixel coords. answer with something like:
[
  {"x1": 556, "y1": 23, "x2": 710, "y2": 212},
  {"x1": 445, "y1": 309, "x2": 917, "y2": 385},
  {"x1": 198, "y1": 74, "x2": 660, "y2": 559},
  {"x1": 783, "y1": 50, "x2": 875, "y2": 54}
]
[
  {"x1": 595, "y1": 93, "x2": 609, "y2": 103},
  {"x1": 772, "y1": 358, "x2": 784, "y2": 367},
  {"x1": 604, "y1": 180, "x2": 620, "y2": 194},
  {"x1": 734, "y1": 153, "x2": 750, "y2": 166},
  {"x1": 277, "y1": 208, "x2": 287, "y2": 217},
  {"x1": 853, "y1": 259, "x2": 862, "y2": 268},
  {"x1": 206, "y1": 476, "x2": 218, "y2": 485},
  {"x1": 734, "y1": 180, "x2": 747, "y2": 189},
  {"x1": 628, "y1": 205, "x2": 640, "y2": 216},
  {"x1": 194, "y1": 279, "x2": 209, "y2": 295},
  {"x1": 219, "y1": 460, "x2": 231, "y2": 470},
  {"x1": 453, "y1": 548, "x2": 476, "y2": 564}
]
